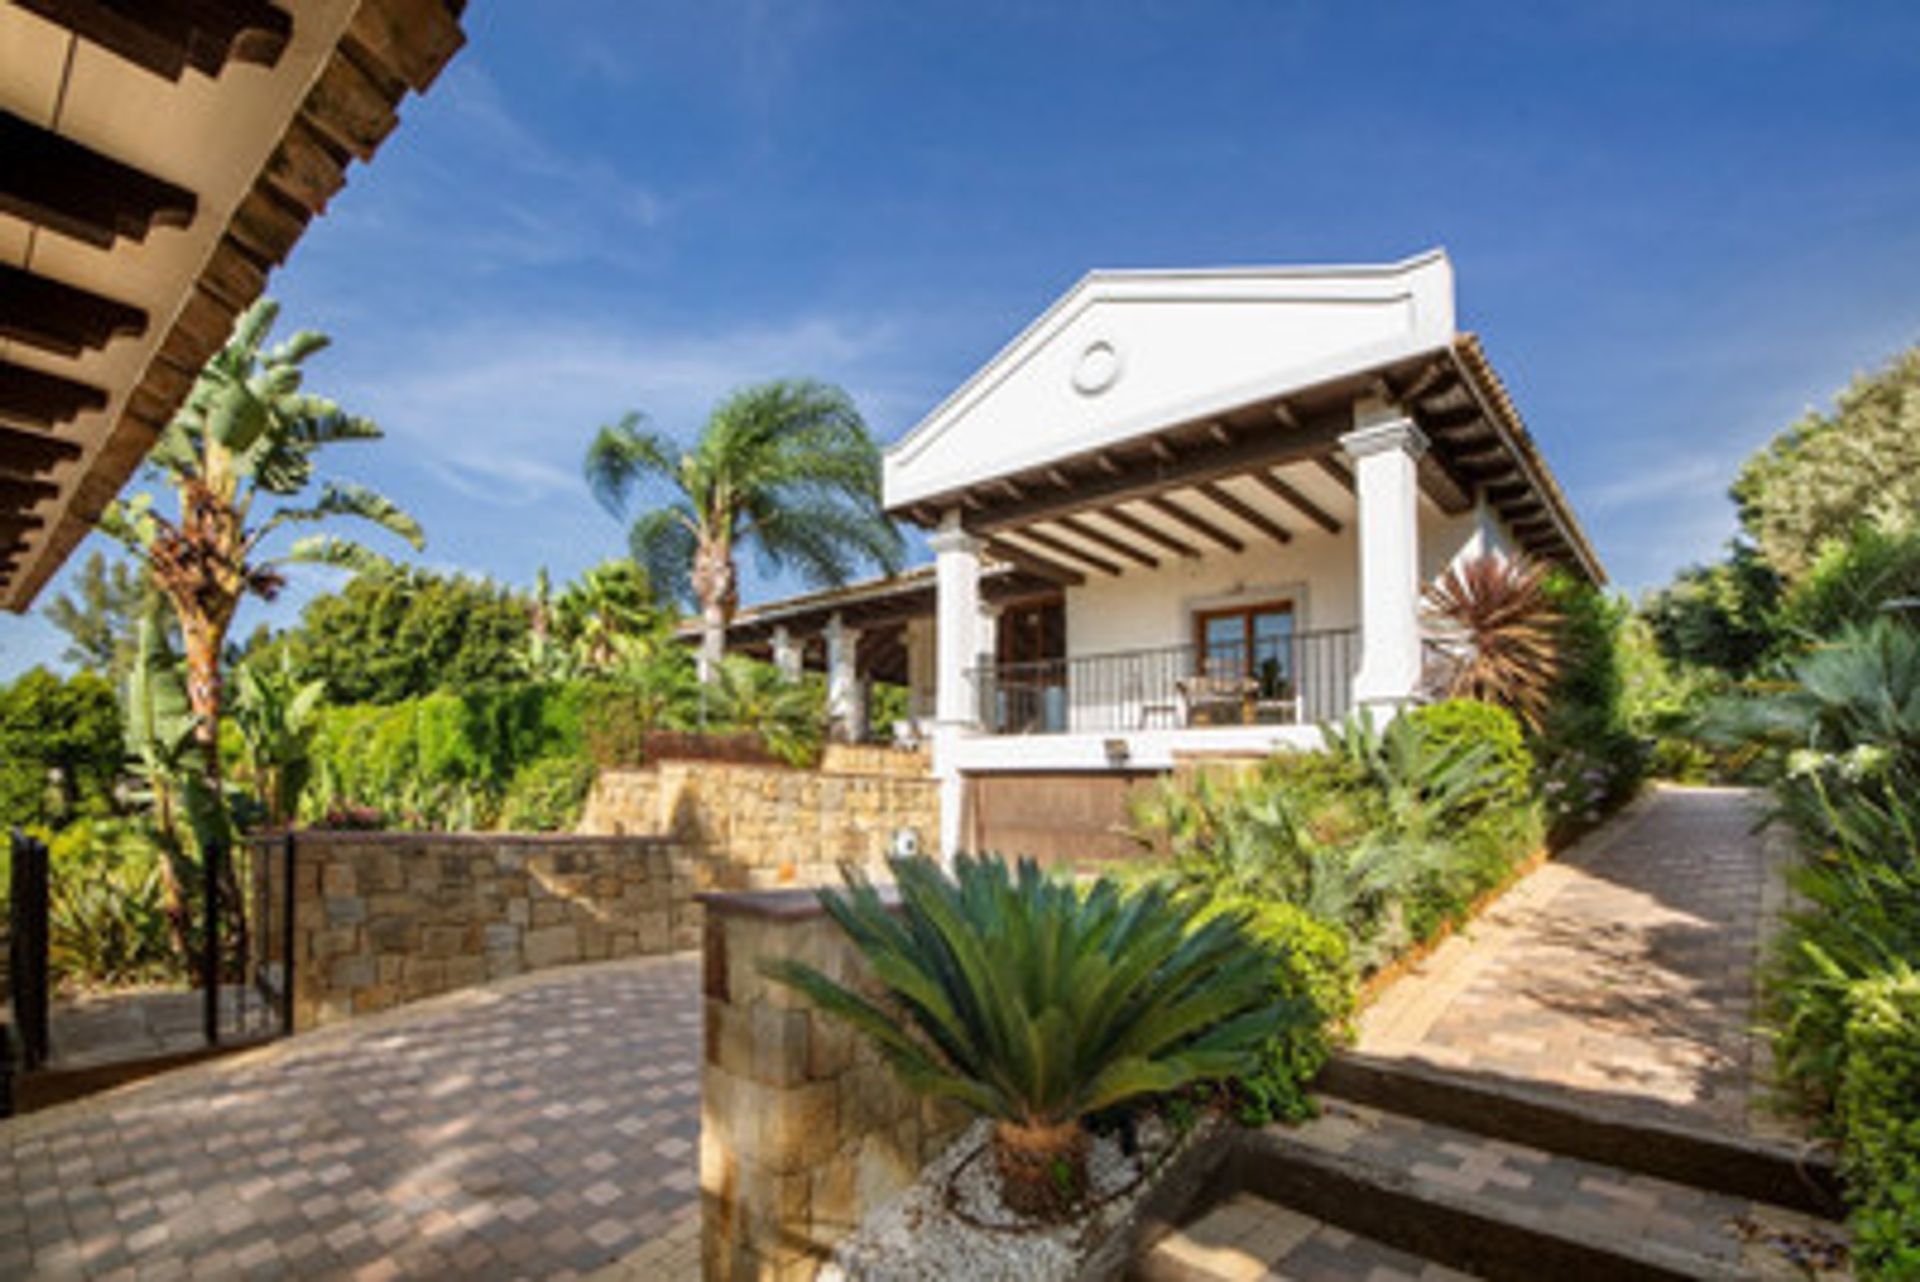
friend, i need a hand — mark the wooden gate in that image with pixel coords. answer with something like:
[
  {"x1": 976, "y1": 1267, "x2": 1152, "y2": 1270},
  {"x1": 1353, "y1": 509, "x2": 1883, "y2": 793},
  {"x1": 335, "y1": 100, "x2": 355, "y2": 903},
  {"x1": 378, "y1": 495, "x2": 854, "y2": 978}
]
[{"x1": 963, "y1": 772, "x2": 1161, "y2": 866}]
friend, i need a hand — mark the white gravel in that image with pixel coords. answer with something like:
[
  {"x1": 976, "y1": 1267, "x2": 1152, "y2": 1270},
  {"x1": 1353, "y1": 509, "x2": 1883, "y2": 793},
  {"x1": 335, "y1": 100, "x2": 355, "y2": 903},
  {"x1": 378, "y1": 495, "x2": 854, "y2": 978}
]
[{"x1": 821, "y1": 1112, "x2": 1218, "y2": 1282}]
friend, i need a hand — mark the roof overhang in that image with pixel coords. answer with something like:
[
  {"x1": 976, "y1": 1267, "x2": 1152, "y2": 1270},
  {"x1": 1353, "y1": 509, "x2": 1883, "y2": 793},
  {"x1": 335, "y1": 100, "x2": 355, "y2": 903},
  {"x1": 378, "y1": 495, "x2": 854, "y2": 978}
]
[
  {"x1": 0, "y1": 0, "x2": 467, "y2": 610},
  {"x1": 882, "y1": 251, "x2": 1603, "y2": 585}
]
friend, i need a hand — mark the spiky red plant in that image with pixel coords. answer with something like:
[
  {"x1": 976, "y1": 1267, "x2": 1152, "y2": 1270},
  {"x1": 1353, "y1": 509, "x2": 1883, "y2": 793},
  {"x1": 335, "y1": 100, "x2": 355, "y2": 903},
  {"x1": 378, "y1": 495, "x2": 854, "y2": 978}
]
[{"x1": 1422, "y1": 553, "x2": 1562, "y2": 728}]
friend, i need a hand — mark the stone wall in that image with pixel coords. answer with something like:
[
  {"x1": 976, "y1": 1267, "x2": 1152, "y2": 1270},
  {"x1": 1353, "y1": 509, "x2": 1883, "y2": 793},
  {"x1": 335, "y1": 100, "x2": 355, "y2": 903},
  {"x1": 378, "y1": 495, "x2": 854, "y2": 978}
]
[
  {"x1": 817, "y1": 743, "x2": 931, "y2": 778},
  {"x1": 578, "y1": 761, "x2": 940, "y2": 891},
  {"x1": 699, "y1": 888, "x2": 968, "y2": 1280},
  {"x1": 281, "y1": 831, "x2": 692, "y2": 1031}
]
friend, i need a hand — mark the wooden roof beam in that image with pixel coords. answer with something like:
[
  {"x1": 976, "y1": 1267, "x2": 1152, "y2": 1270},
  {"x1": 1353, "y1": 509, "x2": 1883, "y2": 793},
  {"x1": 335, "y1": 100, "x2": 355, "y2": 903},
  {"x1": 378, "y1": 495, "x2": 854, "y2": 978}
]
[
  {"x1": 1052, "y1": 514, "x2": 1158, "y2": 569},
  {"x1": 1009, "y1": 527, "x2": 1123, "y2": 577},
  {"x1": 0, "y1": 109, "x2": 197, "y2": 249},
  {"x1": 1417, "y1": 451, "x2": 1476, "y2": 516},
  {"x1": 1195, "y1": 481, "x2": 1292, "y2": 544},
  {"x1": 0, "y1": 427, "x2": 84, "y2": 476},
  {"x1": 1316, "y1": 455, "x2": 1355, "y2": 492},
  {"x1": 0, "y1": 360, "x2": 109, "y2": 428},
  {"x1": 983, "y1": 538, "x2": 1085, "y2": 588},
  {"x1": 967, "y1": 409, "x2": 1348, "y2": 533},
  {"x1": 16, "y1": 0, "x2": 293, "y2": 82},
  {"x1": 1245, "y1": 469, "x2": 1341, "y2": 535},
  {"x1": 0, "y1": 476, "x2": 60, "y2": 510},
  {"x1": 1147, "y1": 494, "x2": 1243, "y2": 553},
  {"x1": 0, "y1": 264, "x2": 148, "y2": 358},
  {"x1": 1097, "y1": 505, "x2": 1200, "y2": 559}
]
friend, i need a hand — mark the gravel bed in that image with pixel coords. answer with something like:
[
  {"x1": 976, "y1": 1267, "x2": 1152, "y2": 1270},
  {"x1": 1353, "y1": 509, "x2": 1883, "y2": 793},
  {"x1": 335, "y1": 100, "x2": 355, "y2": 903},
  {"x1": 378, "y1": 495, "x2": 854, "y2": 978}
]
[{"x1": 823, "y1": 1112, "x2": 1223, "y2": 1282}]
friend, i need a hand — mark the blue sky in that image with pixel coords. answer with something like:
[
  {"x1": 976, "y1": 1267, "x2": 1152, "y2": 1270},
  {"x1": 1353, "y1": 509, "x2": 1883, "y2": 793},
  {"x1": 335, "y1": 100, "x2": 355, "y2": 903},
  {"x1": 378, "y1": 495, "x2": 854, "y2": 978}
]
[{"x1": 6, "y1": 0, "x2": 1920, "y2": 676}]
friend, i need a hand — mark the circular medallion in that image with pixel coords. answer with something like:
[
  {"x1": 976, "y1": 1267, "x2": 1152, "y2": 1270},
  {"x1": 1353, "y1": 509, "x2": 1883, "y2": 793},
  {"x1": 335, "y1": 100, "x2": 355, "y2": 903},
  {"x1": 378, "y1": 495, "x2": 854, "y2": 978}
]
[{"x1": 1071, "y1": 340, "x2": 1122, "y2": 396}]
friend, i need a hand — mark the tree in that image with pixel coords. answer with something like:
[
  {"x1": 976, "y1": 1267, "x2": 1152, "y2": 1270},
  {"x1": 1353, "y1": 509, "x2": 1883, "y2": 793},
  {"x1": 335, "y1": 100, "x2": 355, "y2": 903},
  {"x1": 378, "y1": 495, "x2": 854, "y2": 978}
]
[
  {"x1": 43, "y1": 551, "x2": 166, "y2": 690},
  {"x1": 260, "y1": 564, "x2": 529, "y2": 704},
  {"x1": 0, "y1": 667, "x2": 123, "y2": 830},
  {"x1": 102, "y1": 298, "x2": 424, "y2": 806},
  {"x1": 1641, "y1": 543, "x2": 1781, "y2": 678},
  {"x1": 1732, "y1": 347, "x2": 1920, "y2": 579},
  {"x1": 583, "y1": 380, "x2": 903, "y2": 679}
]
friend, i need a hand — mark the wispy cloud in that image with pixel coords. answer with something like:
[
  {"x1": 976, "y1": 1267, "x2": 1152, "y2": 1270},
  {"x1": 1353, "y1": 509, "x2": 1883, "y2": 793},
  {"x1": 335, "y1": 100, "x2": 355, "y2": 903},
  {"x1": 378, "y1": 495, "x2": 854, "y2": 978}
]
[{"x1": 332, "y1": 309, "x2": 927, "y2": 510}]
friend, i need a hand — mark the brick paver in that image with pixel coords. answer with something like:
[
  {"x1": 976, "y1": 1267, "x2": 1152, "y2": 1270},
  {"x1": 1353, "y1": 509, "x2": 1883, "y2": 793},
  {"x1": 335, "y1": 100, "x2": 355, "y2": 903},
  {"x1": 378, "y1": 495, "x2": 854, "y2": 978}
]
[
  {"x1": 1360, "y1": 786, "x2": 1770, "y2": 1129},
  {"x1": 0, "y1": 955, "x2": 701, "y2": 1281}
]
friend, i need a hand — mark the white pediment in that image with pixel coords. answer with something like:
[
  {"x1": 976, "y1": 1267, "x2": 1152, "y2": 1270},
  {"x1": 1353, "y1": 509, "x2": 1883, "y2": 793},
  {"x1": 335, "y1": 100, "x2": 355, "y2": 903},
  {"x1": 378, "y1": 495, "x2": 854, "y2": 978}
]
[{"x1": 885, "y1": 250, "x2": 1458, "y2": 510}]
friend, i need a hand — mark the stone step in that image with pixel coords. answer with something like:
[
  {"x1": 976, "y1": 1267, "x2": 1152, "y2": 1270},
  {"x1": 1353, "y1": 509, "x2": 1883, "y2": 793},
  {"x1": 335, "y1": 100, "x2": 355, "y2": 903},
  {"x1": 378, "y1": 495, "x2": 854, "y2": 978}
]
[
  {"x1": 1317, "y1": 1051, "x2": 1844, "y2": 1217},
  {"x1": 1222, "y1": 1100, "x2": 1847, "y2": 1282},
  {"x1": 1134, "y1": 1190, "x2": 1478, "y2": 1282}
]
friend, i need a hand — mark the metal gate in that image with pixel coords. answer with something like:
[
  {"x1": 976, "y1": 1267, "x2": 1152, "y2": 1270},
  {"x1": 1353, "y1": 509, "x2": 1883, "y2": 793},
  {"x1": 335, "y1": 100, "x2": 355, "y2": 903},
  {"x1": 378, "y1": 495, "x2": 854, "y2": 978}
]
[{"x1": 1, "y1": 829, "x2": 295, "y2": 1114}]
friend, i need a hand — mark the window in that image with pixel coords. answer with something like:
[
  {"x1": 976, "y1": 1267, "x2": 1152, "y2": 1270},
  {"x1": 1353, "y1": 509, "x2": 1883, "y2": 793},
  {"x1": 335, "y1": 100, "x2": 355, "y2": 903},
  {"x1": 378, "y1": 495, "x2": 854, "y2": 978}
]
[{"x1": 1194, "y1": 600, "x2": 1295, "y2": 691}]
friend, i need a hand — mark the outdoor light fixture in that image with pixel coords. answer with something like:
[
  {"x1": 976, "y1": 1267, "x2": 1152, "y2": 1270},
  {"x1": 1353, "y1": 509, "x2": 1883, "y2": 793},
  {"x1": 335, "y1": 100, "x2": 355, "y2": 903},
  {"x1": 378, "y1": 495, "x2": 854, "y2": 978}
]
[{"x1": 1103, "y1": 738, "x2": 1131, "y2": 768}]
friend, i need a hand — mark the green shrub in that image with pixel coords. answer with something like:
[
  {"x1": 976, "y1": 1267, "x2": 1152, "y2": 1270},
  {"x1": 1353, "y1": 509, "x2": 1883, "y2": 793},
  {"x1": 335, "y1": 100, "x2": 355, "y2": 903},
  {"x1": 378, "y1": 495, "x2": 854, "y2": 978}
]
[
  {"x1": 1135, "y1": 709, "x2": 1541, "y2": 975},
  {"x1": 1214, "y1": 897, "x2": 1353, "y2": 1124},
  {"x1": 1406, "y1": 700, "x2": 1533, "y2": 814},
  {"x1": 46, "y1": 819, "x2": 183, "y2": 989},
  {"x1": 498, "y1": 756, "x2": 598, "y2": 832},
  {"x1": 1838, "y1": 967, "x2": 1920, "y2": 1279}
]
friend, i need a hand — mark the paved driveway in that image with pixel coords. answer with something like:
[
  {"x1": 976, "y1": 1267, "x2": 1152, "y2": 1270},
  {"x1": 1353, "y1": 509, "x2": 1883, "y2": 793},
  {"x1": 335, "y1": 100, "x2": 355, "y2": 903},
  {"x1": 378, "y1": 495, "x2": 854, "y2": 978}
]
[{"x1": 1, "y1": 955, "x2": 702, "y2": 1281}]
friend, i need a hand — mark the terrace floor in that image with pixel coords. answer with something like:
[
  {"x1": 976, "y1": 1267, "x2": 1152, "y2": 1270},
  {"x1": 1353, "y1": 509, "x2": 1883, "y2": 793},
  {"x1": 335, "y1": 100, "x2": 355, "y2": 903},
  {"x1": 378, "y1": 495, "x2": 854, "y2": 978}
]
[{"x1": 0, "y1": 954, "x2": 702, "y2": 1281}]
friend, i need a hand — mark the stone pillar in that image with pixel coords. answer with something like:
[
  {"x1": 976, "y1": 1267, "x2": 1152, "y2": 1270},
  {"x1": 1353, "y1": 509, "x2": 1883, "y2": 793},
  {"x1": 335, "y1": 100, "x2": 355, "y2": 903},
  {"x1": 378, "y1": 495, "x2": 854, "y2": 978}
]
[
  {"x1": 1342, "y1": 404, "x2": 1428, "y2": 711},
  {"x1": 772, "y1": 625, "x2": 803, "y2": 681},
  {"x1": 825, "y1": 613, "x2": 866, "y2": 743},
  {"x1": 699, "y1": 889, "x2": 970, "y2": 1280}
]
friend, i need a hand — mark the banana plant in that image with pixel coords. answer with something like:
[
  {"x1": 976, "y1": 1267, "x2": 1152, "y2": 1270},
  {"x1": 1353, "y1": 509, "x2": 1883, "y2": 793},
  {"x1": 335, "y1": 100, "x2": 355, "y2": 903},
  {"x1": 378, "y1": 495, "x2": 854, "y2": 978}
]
[
  {"x1": 123, "y1": 614, "x2": 216, "y2": 960},
  {"x1": 101, "y1": 299, "x2": 424, "y2": 813},
  {"x1": 231, "y1": 654, "x2": 326, "y2": 829}
]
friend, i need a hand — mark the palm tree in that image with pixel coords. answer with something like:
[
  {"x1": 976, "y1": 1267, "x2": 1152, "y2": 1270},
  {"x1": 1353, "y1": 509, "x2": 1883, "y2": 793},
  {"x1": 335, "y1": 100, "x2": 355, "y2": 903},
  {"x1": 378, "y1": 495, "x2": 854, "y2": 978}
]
[
  {"x1": 103, "y1": 299, "x2": 424, "y2": 814},
  {"x1": 583, "y1": 380, "x2": 904, "y2": 680}
]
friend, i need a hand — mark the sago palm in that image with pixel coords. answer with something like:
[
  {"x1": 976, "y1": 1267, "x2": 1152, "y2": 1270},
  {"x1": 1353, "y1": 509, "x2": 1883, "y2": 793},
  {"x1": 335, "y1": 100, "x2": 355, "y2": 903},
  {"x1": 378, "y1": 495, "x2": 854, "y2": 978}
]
[
  {"x1": 1422, "y1": 552, "x2": 1561, "y2": 728},
  {"x1": 766, "y1": 854, "x2": 1280, "y2": 1219},
  {"x1": 583, "y1": 380, "x2": 903, "y2": 679}
]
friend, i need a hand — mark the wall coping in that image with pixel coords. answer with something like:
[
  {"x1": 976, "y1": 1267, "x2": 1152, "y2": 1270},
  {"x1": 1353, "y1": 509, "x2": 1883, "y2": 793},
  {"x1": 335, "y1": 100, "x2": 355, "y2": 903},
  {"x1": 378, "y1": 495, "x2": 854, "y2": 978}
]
[
  {"x1": 242, "y1": 829, "x2": 681, "y2": 848},
  {"x1": 696, "y1": 884, "x2": 899, "y2": 921}
]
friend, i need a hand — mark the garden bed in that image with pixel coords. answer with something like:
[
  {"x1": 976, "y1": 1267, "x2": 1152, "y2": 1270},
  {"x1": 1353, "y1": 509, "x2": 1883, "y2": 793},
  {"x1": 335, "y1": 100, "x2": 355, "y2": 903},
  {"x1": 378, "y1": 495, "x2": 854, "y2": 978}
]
[{"x1": 823, "y1": 1111, "x2": 1230, "y2": 1282}]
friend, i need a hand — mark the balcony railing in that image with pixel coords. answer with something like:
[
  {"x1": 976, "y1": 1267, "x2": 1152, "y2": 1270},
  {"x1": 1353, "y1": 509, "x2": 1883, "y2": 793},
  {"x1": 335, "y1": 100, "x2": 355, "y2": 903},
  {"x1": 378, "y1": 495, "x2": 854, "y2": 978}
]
[{"x1": 969, "y1": 628, "x2": 1360, "y2": 736}]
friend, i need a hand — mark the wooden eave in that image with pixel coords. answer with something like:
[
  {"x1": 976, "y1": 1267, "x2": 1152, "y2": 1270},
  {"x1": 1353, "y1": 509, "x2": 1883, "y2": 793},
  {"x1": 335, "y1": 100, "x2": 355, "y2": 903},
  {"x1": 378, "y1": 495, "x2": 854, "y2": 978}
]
[
  {"x1": 1, "y1": 0, "x2": 469, "y2": 610},
  {"x1": 888, "y1": 341, "x2": 1603, "y2": 586}
]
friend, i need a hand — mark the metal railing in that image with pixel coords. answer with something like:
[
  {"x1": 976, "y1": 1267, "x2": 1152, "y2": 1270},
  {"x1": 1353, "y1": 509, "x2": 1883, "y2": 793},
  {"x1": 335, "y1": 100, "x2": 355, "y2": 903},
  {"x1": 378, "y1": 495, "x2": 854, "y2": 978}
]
[{"x1": 969, "y1": 628, "x2": 1360, "y2": 735}]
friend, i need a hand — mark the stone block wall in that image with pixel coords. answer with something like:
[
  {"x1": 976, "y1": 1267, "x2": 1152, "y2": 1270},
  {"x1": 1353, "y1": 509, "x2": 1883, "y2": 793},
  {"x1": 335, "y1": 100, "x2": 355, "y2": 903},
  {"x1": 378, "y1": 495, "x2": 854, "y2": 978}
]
[
  {"x1": 578, "y1": 761, "x2": 940, "y2": 891},
  {"x1": 699, "y1": 889, "x2": 968, "y2": 1281},
  {"x1": 281, "y1": 831, "x2": 693, "y2": 1031}
]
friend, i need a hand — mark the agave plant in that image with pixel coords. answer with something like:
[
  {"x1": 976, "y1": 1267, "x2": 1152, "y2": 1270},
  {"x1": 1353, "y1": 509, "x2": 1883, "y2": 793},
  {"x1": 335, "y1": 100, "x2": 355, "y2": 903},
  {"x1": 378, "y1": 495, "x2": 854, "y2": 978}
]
[
  {"x1": 765, "y1": 854, "x2": 1280, "y2": 1219},
  {"x1": 1422, "y1": 552, "x2": 1562, "y2": 728}
]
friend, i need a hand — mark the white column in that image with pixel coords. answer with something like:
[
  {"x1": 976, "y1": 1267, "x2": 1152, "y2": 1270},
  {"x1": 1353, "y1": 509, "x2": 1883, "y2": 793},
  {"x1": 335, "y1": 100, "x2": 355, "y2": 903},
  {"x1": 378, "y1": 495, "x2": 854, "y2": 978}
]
[
  {"x1": 931, "y1": 517, "x2": 984, "y2": 727},
  {"x1": 771, "y1": 625, "x2": 802, "y2": 680},
  {"x1": 1342, "y1": 404, "x2": 1428, "y2": 711},
  {"x1": 930, "y1": 514, "x2": 984, "y2": 860},
  {"x1": 825, "y1": 613, "x2": 864, "y2": 743}
]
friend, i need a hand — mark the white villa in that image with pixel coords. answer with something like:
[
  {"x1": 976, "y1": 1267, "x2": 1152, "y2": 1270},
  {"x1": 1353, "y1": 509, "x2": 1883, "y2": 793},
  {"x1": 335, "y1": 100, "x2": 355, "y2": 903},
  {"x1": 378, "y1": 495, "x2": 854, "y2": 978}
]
[{"x1": 713, "y1": 250, "x2": 1602, "y2": 859}]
